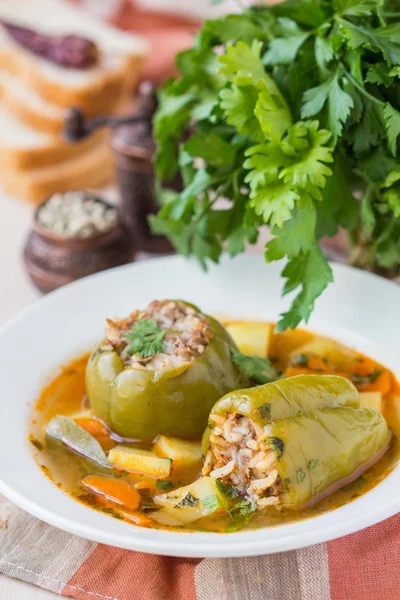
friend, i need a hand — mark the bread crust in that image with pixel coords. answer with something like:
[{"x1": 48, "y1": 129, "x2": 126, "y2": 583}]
[
  {"x1": 0, "y1": 48, "x2": 143, "y2": 112},
  {"x1": 0, "y1": 141, "x2": 115, "y2": 204},
  {"x1": 0, "y1": 48, "x2": 143, "y2": 135},
  {"x1": 0, "y1": 128, "x2": 110, "y2": 170}
]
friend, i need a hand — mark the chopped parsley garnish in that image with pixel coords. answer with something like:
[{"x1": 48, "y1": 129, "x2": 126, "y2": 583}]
[
  {"x1": 91, "y1": 347, "x2": 103, "y2": 361},
  {"x1": 115, "y1": 469, "x2": 130, "y2": 478},
  {"x1": 76, "y1": 492, "x2": 95, "y2": 505},
  {"x1": 232, "y1": 352, "x2": 278, "y2": 385},
  {"x1": 216, "y1": 480, "x2": 240, "y2": 499},
  {"x1": 225, "y1": 499, "x2": 257, "y2": 531},
  {"x1": 124, "y1": 319, "x2": 179, "y2": 358},
  {"x1": 292, "y1": 354, "x2": 309, "y2": 367},
  {"x1": 232, "y1": 500, "x2": 256, "y2": 518},
  {"x1": 309, "y1": 459, "x2": 319, "y2": 470},
  {"x1": 138, "y1": 491, "x2": 157, "y2": 511},
  {"x1": 351, "y1": 369, "x2": 382, "y2": 386},
  {"x1": 297, "y1": 469, "x2": 306, "y2": 484},
  {"x1": 283, "y1": 478, "x2": 291, "y2": 492},
  {"x1": 258, "y1": 402, "x2": 272, "y2": 420},
  {"x1": 268, "y1": 437, "x2": 284, "y2": 460},
  {"x1": 175, "y1": 492, "x2": 199, "y2": 508},
  {"x1": 30, "y1": 438, "x2": 44, "y2": 452},
  {"x1": 101, "y1": 507, "x2": 124, "y2": 520},
  {"x1": 202, "y1": 494, "x2": 222, "y2": 515},
  {"x1": 156, "y1": 479, "x2": 174, "y2": 490}
]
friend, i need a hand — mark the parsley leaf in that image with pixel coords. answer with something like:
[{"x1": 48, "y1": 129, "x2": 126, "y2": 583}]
[
  {"x1": 302, "y1": 72, "x2": 354, "y2": 137},
  {"x1": 156, "y1": 480, "x2": 174, "y2": 491},
  {"x1": 333, "y1": 0, "x2": 381, "y2": 17},
  {"x1": 341, "y1": 21, "x2": 400, "y2": 65},
  {"x1": 216, "y1": 480, "x2": 240, "y2": 499},
  {"x1": 314, "y1": 36, "x2": 334, "y2": 71},
  {"x1": 220, "y1": 84, "x2": 263, "y2": 141},
  {"x1": 263, "y1": 31, "x2": 309, "y2": 66},
  {"x1": 268, "y1": 437, "x2": 285, "y2": 459},
  {"x1": 277, "y1": 245, "x2": 333, "y2": 331},
  {"x1": 383, "y1": 104, "x2": 400, "y2": 156},
  {"x1": 184, "y1": 133, "x2": 236, "y2": 169},
  {"x1": 265, "y1": 202, "x2": 317, "y2": 262},
  {"x1": 232, "y1": 351, "x2": 278, "y2": 384},
  {"x1": 202, "y1": 494, "x2": 222, "y2": 515},
  {"x1": 233, "y1": 500, "x2": 257, "y2": 517},
  {"x1": 124, "y1": 319, "x2": 169, "y2": 358},
  {"x1": 175, "y1": 493, "x2": 199, "y2": 508},
  {"x1": 297, "y1": 468, "x2": 306, "y2": 483},
  {"x1": 254, "y1": 80, "x2": 292, "y2": 142},
  {"x1": 219, "y1": 40, "x2": 267, "y2": 86},
  {"x1": 258, "y1": 403, "x2": 272, "y2": 419}
]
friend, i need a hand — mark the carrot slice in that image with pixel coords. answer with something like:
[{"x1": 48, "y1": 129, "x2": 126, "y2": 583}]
[
  {"x1": 81, "y1": 475, "x2": 141, "y2": 511},
  {"x1": 284, "y1": 366, "x2": 311, "y2": 378},
  {"x1": 118, "y1": 509, "x2": 152, "y2": 527},
  {"x1": 74, "y1": 418, "x2": 110, "y2": 438},
  {"x1": 97, "y1": 436, "x2": 117, "y2": 452},
  {"x1": 358, "y1": 370, "x2": 392, "y2": 396}
]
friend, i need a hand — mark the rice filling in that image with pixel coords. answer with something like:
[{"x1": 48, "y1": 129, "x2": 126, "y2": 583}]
[
  {"x1": 204, "y1": 413, "x2": 283, "y2": 509},
  {"x1": 102, "y1": 300, "x2": 213, "y2": 370}
]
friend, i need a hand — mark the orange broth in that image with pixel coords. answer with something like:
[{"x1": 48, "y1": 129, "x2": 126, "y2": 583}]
[{"x1": 29, "y1": 326, "x2": 400, "y2": 533}]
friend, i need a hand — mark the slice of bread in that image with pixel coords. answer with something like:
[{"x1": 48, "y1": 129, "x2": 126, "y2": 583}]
[
  {"x1": 0, "y1": 141, "x2": 114, "y2": 204},
  {"x1": 0, "y1": 104, "x2": 108, "y2": 170},
  {"x1": 0, "y1": 70, "x2": 124, "y2": 135},
  {"x1": 0, "y1": 0, "x2": 147, "y2": 111}
]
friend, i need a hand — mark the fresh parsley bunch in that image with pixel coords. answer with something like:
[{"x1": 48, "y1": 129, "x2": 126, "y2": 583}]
[{"x1": 152, "y1": 0, "x2": 400, "y2": 330}]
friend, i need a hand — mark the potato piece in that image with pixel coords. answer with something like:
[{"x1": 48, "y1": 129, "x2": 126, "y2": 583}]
[
  {"x1": 226, "y1": 321, "x2": 272, "y2": 358},
  {"x1": 153, "y1": 436, "x2": 202, "y2": 468},
  {"x1": 269, "y1": 329, "x2": 315, "y2": 366},
  {"x1": 70, "y1": 409, "x2": 93, "y2": 420},
  {"x1": 108, "y1": 446, "x2": 171, "y2": 478},
  {"x1": 359, "y1": 392, "x2": 383, "y2": 414},
  {"x1": 291, "y1": 337, "x2": 357, "y2": 370},
  {"x1": 153, "y1": 476, "x2": 226, "y2": 524},
  {"x1": 149, "y1": 510, "x2": 183, "y2": 527}
]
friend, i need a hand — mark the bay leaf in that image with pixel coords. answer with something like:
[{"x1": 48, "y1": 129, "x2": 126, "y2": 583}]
[{"x1": 46, "y1": 416, "x2": 109, "y2": 468}]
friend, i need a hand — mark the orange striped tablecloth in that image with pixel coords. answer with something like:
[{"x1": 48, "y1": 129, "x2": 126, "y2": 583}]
[{"x1": 1, "y1": 496, "x2": 400, "y2": 600}]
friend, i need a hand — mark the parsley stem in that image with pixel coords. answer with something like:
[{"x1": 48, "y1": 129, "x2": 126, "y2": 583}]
[
  {"x1": 377, "y1": 8, "x2": 386, "y2": 27},
  {"x1": 341, "y1": 66, "x2": 386, "y2": 108}
]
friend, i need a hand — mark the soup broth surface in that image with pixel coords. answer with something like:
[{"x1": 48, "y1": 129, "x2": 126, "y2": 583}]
[{"x1": 30, "y1": 325, "x2": 400, "y2": 533}]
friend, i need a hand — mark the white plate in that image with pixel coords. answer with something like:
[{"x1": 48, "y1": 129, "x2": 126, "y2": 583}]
[{"x1": 0, "y1": 255, "x2": 399, "y2": 558}]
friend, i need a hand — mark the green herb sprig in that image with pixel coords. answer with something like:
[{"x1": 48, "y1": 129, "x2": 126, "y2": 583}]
[
  {"x1": 154, "y1": 0, "x2": 400, "y2": 330},
  {"x1": 176, "y1": 492, "x2": 199, "y2": 508},
  {"x1": 124, "y1": 319, "x2": 178, "y2": 359},
  {"x1": 232, "y1": 351, "x2": 278, "y2": 383}
]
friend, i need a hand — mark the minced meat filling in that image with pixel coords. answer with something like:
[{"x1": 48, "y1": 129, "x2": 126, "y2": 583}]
[
  {"x1": 102, "y1": 300, "x2": 213, "y2": 370},
  {"x1": 203, "y1": 413, "x2": 283, "y2": 509}
]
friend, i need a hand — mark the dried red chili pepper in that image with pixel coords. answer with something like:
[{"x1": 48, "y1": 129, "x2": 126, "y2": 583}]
[{"x1": 1, "y1": 21, "x2": 99, "y2": 69}]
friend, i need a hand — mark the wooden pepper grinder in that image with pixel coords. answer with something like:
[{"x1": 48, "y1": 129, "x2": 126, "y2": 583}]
[{"x1": 64, "y1": 81, "x2": 173, "y2": 253}]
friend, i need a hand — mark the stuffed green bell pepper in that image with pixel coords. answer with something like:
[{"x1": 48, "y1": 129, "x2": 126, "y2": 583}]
[
  {"x1": 202, "y1": 374, "x2": 391, "y2": 510},
  {"x1": 86, "y1": 299, "x2": 246, "y2": 440}
]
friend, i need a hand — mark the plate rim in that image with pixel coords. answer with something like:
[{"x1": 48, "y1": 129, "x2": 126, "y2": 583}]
[{"x1": 0, "y1": 254, "x2": 399, "y2": 557}]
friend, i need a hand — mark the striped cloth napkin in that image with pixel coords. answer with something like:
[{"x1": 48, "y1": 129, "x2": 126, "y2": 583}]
[{"x1": 1, "y1": 494, "x2": 400, "y2": 600}]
